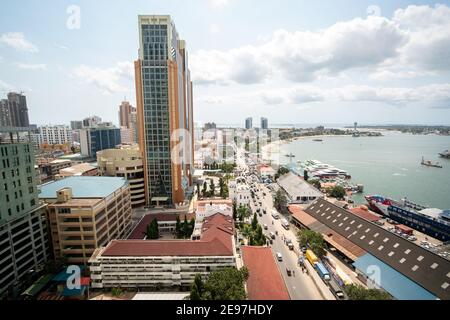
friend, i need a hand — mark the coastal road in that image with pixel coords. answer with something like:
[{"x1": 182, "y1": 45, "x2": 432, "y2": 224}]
[{"x1": 247, "y1": 175, "x2": 331, "y2": 300}]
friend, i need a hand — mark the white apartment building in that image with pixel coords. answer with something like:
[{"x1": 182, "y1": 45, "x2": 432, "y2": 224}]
[
  {"x1": 229, "y1": 178, "x2": 251, "y2": 207},
  {"x1": 36, "y1": 125, "x2": 72, "y2": 146},
  {"x1": 89, "y1": 213, "x2": 236, "y2": 289}
]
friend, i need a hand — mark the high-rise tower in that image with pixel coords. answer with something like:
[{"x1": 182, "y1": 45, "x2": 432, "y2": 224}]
[{"x1": 135, "y1": 15, "x2": 194, "y2": 205}]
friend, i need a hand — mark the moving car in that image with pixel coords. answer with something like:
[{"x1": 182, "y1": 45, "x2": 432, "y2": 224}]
[
  {"x1": 270, "y1": 232, "x2": 276, "y2": 239},
  {"x1": 276, "y1": 252, "x2": 283, "y2": 261},
  {"x1": 263, "y1": 224, "x2": 268, "y2": 230}
]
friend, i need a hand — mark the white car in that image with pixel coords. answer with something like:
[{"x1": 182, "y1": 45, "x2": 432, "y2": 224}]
[{"x1": 276, "y1": 252, "x2": 283, "y2": 261}]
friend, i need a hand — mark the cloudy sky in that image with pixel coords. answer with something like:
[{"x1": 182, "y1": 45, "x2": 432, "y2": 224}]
[{"x1": 1, "y1": 0, "x2": 450, "y2": 126}]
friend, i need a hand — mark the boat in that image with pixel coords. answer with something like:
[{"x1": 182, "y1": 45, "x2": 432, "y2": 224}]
[
  {"x1": 365, "y1": 195, "x2": 450, "y2": 241},
  {"x1": 313, "y1": 139, "x2": 323, "y2": 142},
  {"x1": 421, "y1": 156, "x2": 443, "y2": 168},
  {"x1": 439, "y1": 150, "x2": 450, "y2": 159}
]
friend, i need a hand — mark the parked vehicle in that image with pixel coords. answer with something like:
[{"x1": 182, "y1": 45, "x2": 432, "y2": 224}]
[
  {"x1": 263, "y1": 224, "x2": 268, "y2": 230},
  {"x1": 271, "y1": 209, "x2": 280, "y2": 219},
  {"x1": 286, "y1": 239, "x2": 294, "y2": 250},
  {"x1": 315, "y1": 262, "x2": 331, "y2": 281},
  {"x1": 286, "y1": 268, "x2": 292, "y2": 276},
  {"x1": 305, "y1": 249, "x2": 318, "y2": 265},
  {"x1": 301, "y1": 246, "x2": 307, "y2": 253},
  {"x1": 329, "y1": 280, "x2": 345, "y2": 299},
  {"x1": 270, "y1": 232, "x2": 276, "y2": 239},
  {"x1": 281, "y1": 219, "x2": 290, "y2": 230}
]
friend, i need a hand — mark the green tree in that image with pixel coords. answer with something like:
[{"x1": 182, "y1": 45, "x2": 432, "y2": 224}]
[
  {"x1": 209, "y1": 179, "x2": 215, "y2": 197},
  {"x1": 329, "y1": 185, "x2": 346, "y2": 199},
  {"x1": 237, "y1": 204, "x2": 251, "y2": 222},
  {"x1": 146, "y1": 218, "x2": 159, "y2": 240},
  {"x1": 297, "y1": 229, "x2": 326, "y2": 257},
  {"x1": 273, "y1": 189, "x2": 287, "y2": 211},
  {"x1": 182, "y1": 216, "x2": 189, "y2": 238},
  {"x1": 344, "y1": 284, "x2": 392, "y2": 300},
  {"x1": 251, "y1": 212, "x2": 258, "y2": 230},
  {"x1": 274, "y1": 166, "x2": 290, "y2": 180},
  {"x1": 189, "y1": 274, "x2": 204, "y2": 300},
  {"x1": 199, "y1": 267, "x2": 249, "y2": 300},
  {"x1": 308, "y1": 179, "x2": 321, "y2": 190},
  {"x1": 202, "y1": 181, "x2": 208, "y2": 197},
  {"x1": 175, "y1": 216, "x2": 181, "y2": 238}
]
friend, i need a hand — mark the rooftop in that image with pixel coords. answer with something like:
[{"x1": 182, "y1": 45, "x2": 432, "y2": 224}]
[
  {"x1": 39, "y1": 176, "x2": 128, "y2": 199},
  {"x1": 354, "y1": 253, "x2": 437, "y2": 300},
  {"x1": 304, "y1": 198, "x2": 450, "y2": 300},
  {"x1": 128, "y1": 213, "x2": 196, "y2": 240},
  {"x1": 278, "y1": 172, "x2": 323, "y2": 198},
  {"x1": 350, "y1": 206, "x2": 381, "y2": 222},
  {"x1": 241, "y1": 246, "x2": 290, "y2": 300},
  {"x1": 58, "y1": 163, "x2": 97, "y2": 176}
]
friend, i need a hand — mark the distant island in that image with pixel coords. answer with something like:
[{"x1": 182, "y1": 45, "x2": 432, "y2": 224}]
[
  {"x1": 346, "y1": 125, "x2": 450, "y2": 136},
  {"x1": 278, "y1": 126, "x2": 382, "y2": 141}
]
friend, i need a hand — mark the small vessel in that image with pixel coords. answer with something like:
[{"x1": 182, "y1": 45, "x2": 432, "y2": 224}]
[
  {"x1": 313, "y1": 138, "x2": 323, "y2": 142},
  {"x1": 421, "y1": 156, "x2": 443, "y2": 168},
  {"x1": 439, "y1": 150, "x2": 450, "y2": 159}
]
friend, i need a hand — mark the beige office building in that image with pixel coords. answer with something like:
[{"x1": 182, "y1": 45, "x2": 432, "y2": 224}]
[
  {"x1": 97, "y1": 148, "x2": 145, "y2": 207},
  {"x1": 39, "y1": 176, "x2": 132, "y2": 265}
]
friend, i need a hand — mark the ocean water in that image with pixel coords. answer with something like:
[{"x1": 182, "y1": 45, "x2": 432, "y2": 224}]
[{"x1": 278, "y1": 131, "x2": 450, "y2": 209}]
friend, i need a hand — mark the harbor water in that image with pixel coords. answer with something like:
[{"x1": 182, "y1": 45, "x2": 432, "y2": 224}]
[{"x1": 278, "y1": 131, "x2": 450, "y2": 209}]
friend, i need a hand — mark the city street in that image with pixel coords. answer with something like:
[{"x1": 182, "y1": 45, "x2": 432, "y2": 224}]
[{"x1": 237, "y1": 150, "x2": 334, "y2": 300}]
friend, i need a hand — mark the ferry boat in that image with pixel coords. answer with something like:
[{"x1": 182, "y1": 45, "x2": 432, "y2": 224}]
[
  {"x1": 421, "y1": 157, "x2": 443, "y2": 168},
  {"x1": 365, "y1": 195, "x2": 450, "y2": 241},
  {"x1": 439, "y1": 150, "x2": 450, "y2": 159}
]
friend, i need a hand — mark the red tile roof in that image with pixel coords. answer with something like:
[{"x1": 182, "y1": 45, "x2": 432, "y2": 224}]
[
  {"x1": 350, "y1": 206, "x2": 381, "y2": 222},
  {"x1": 241, "y1": 246, "x2": 290, "y2": 300},
  {"x1": 289, "y1": 205, "x2": 317, "y2": 227},
  {"x1": 128, "y1": 213, "x2": 195, "y2": 240},
  {"x1": 103, "y1": 213, "x2": 234, "y2": 257}
]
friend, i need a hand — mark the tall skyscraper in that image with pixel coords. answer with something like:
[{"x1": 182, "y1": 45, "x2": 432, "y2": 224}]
[
  {"x1": 245, "y1": 117, "x2": 253, "y2": 129},
  {"x1": 0, "y1": 127, "x2": 50, "y2": 297},
  {"x1": 261, "y1": 117, "x2": 268, "y2": 130},
  {"x1": 118, "y1": 101, "x2": 135, "y2": 129},
  {"x1": 135, "y1": 15, "x2": 194, "y2": 205},
  {"x1": 0, "y1": 92, "x2": 30, "y2": 128}
]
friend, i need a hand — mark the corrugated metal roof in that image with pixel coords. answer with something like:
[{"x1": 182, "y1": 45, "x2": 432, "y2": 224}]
[
  {"x1": 354, "y1": 253, "x2": 437, "y2": 300},
  {"x1": 305, "y1": 198, "x2": 450, "y2": 300},
  {"x1": 278, "y1": 172, "x2": 323, "y2": 199}
]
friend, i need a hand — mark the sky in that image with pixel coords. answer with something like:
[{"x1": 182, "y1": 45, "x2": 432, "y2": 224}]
[{"x1": 0, "y1": 0, "x2": 450, "y2": 126}]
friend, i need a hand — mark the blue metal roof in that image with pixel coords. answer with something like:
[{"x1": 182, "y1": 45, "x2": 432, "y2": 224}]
[
  {"x1": 39, "y1": 176, "x2": 128, "y2": 199},
  {"x1": 353, "y1": 253, "x2": 437, "y2": 300}
]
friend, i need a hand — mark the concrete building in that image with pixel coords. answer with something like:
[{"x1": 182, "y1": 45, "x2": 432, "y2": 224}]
[
  {"x1": 82, "y1": 116, "x2": 102, "y2": 128},
  {"x1": 128, "y1": 212, "x2": 195, "y2": 239},
  {"x1": 56, "y1": 163, "x2": 98, "y2": 179},
  {"x1": 36, "y1": 125, "x2": 72, "y2": 146},
  {"x1": 118, "y1": 101, "x2": 136, "y2": 129},
  {"x1": 135, "y1": 15, "x2": 194, "y2": 206},
  {"x1": 120, "y1": 127, "x2": 133, "y2": 145},
  {"x1": 39, "y1": 159, "x2": 73, "y2": 182},
  {"x1": 245, "y1": 117, "x2": 253, "y2": 130},
  {"x1": 278, "y1": 172, "x2": 324, "y2": 204},
  {"x1": 260, "y1": 117, "x2": 268, "y2": 130},
  {"x1": 229, "y1": 178, "x2": 251, "y2": 207},
  {"x1": 89, "y1": 213, "x2": 236, "y2": 289},
  {"x1": 70, "y1": 121, "x2": 83, "y2": 130},
  {"x1": 0, "y1": 128, "x2": 50, "y2": 298},
  {"x1": 256, "y1": 164, "x2": 275, "y2": 180},
  {"x1": 39, "y1": 176, "x2": 132, "y2": 266},
  {"x1": 97, "y1": 148, "x2": 146, "y2": 207},
  {"x1": 79, "y1": 124, "x2": 121, "y2": 158},
  {"x1": 0, "y1": 92, "x2": 30, "y2": 128}
]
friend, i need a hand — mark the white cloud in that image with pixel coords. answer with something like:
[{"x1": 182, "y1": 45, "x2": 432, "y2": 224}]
[
  {"x1": 72, "y1": 61, "x2": 133, "y2": 94},
  {"x1": 258, "y1": 84, "x2": 450, "y2": 106},
  {"x1": 191, "y1": 4, "x2": 450, "y2": 86},
  {"x1": 0, "y1": 32, "x2": 38, "y2": 53},
  {"x1": 209, "y1": 0, "x2": 230, "y2": 7},
  {"x1": 208, "y1": 24, "x2": 221, "y2": 34},
  {"x1": 14, "y1": 63, "x2": 47, "y2": 70}
]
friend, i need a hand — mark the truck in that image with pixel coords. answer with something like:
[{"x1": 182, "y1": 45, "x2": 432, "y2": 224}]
[
  {"x1": 315, "y1": 262, "x2": 331, "y2": 281},
  {"x1": 329, "y1": 280, "x2": 345, "y2": 299},
  {"x1": 305, "y1": 249, "x2": 318, "y2": 266},
  {"x1": 281, "y1": 218, "x2": 290, "y2": 230}
]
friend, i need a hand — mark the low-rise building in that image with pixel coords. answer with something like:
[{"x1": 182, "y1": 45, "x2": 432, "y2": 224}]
[
  {"x1": 96, "y1": 147, "x2": 145, "y2": 207},
  {"x1": 56, "y1": 163, "x2": 98, "y2": 179},
  {"x1": 89, "y1": 213, "x2": 236, "y2": 290},
  {"x1": 256, "y1": 164, "x2": 275, "y2": 180},
  {"x1": 39, "y1": 176, "x2": 132, "y2": 265},
  {"x1": 278, "y1": 172, "x2": 323, "y2": 204},
  {"x1": 38, "y1": 159, "x2": 72, "y2": 182},
  {"x1": 229, "y1": 179, "x2": 251, "y2": 207}
]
